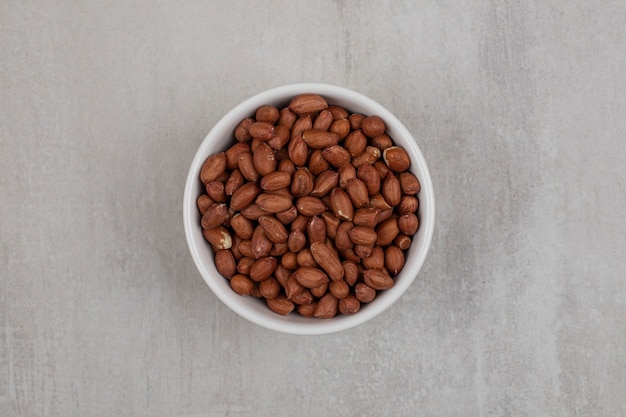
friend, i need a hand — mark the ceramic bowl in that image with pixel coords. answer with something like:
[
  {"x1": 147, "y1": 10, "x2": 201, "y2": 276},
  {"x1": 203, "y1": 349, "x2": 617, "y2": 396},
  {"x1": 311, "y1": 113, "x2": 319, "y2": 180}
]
[{"x1": 183, "y1": 83, "x2": 435, "y2": 335}]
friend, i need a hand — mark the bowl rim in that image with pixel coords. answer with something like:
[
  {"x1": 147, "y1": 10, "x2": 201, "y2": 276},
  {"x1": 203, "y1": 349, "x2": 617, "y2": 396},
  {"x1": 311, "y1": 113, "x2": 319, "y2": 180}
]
[{"x1": 183, "y1": 82, "x2": 435, "y2": 335}]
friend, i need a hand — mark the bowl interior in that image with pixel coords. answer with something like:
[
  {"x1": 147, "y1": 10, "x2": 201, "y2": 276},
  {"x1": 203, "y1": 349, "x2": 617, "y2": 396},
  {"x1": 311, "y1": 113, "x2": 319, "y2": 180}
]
[{"x1": 184, "y1": 83, "x2": 435, "y2": 335}]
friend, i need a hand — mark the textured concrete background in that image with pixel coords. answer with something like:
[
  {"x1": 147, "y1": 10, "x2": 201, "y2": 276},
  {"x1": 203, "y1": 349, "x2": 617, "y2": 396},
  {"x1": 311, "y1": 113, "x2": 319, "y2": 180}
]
[{"x1": 1, "y1": 1, "x2": 625, "y2": 416}]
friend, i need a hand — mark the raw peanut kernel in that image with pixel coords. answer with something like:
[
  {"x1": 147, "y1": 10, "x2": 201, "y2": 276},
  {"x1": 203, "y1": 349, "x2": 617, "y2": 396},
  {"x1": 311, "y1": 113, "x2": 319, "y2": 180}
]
[
  {"x1": 285, "y1": 275, "x2": 304, "y2": 299},
  {"x1": 355, "y1": 283, "x2": 376, "y2": 303},
  {"x1": 310, "y1": 241, "x2": 344, "y2": 282},
  {"x1": 322, "y1": 145, "x2": 351, "y2": 168},
  {"x1": 375, "y1": 217, "x2": 400, "y2": 247},
  {"x1": 346, "y1": 179, "x2": 370, "y2": 208},
  {"x1": 249, "y1": 256, "x2": 277, "y2": 282},
  {"x1": 206, "y1": 181, "x2": 226, "y2": 203},
  {"x1": 270, "y1": 242, "x2": 288, "y2": 257},
  {"x1": 298, "y1": 303, "x2": 317, "y2": 317},
  {"x1": 308, "y1": 150, "x2": 330, "y2": 176},
  {"x1": 338, "y1": 164, "x2": 357, "y2": 189},
  {"x1": 383, "y1": 146, "x2": 411, "y2": 172},
  {"x1": 314, "y1": 293, "x2": 338, "y2": 319},
  {"x1": 256, "y1": 193, "x2": 293, "y2": 213},
  {"x1": 352, "y1": 146, "x2": 381, "y2": 167},
  {"x1": 302, "y1": 130, "x2": 340, "y2": 149},
  {"x1": 341, "y1": 248, "x2": 360, "y2": 263},
  {"x1": 255, "y1": 105, "x2": 279, "y2": 124},
  {"x1": 399, "y1": 172, "x2": 420, "y2": 195},
  {"x1": 230, "y1": 182, "x2": 261, "y2": 212},
  {"x1": 363, "y1": 269, "x2": 394, "y2": 290},
  {"x1": 344, "y1": 130, "x2": 367, "y2": 157},
  {"x1": 394, "y1": 234, "x2": 412, "y2": 250},
  {"x1": 329, "y1": 119, "x2": 351, "y2": 139},
  {"x1": 248, "y1": 122, "x2": 275, "y2": 141},
  {"x1": 238, "y1": 152, "x2": 259, "y2": 182},
  {"x1": 295, "y1": 267, "x2": 330, "y2": 288},
  {"x1": 236, "y1": 256, "x2": 255, "y2": 275},
  {"x1": 354, "y1": 244, "x2": 374, "y2": 258},
  {"x1": 362, "y1": 246, "x2": 384, "y2": 270},
  {"x1": 201, "y1": 203, "x2": 229, "y2": 229},
  {"x1": 234, "y1": 118, "x2": 254, "y2": 142},
  {"x1": 342, "y1": 261, "x2": 359, "y2": 286},
  {"x1": 203, "y1": 226, "x2": 232, "y2": 250},
  {"x1": 398, "y1": 213, "x2": 419, "y2": 235},
  {"x1": 311, "y1": 170, "x2": 339, "y2": 198},
  {"x1": 339, "y1": 295, "x2": 360, "y2": 315},
  {"x1": 361, "y1": 115, "x2": 386, "y2": 137},
  {"x1": 225, "y1": 169, "x2": 244, "y2": 196},
  {"x1": 277, "y1": 158, "x2": 296, "y2": 175},
  {"x1": 296, "y1": 196, "x2": 327, "y2": 217},
  {"x1": 335, "y1": 221, "x2": 355, "y2": 251},
  {"x1": 200, "y1": 152, "x2": 227, "y2": 184},
  {"x1": 385, "y1": 245, "x2": 405, "y2": 275},
  {"x1": 329, "y1": 280, "x2": 350, "y2": 299},
  {"x1": 268, "y1": 124, "x2": 291, "y2": 150},
  {"x1": 230, "y1": 213, "x2": 254, "y2": 240},
  {"x1": 197, "y1": 194, "x2": 212, "y2": 215},
  {"x1": 398, "y1": 195, "x2": 419, "y2": 214},
  {"x1": 382, "y1": 173, "x2": 402, "y2": 207},
  {"x1": 289, "y1": 94, "x2": 328, "y2": 115},
  {"x1": 252, "y1": 142, "x2": 276, "y2": 176},
  {"x1": 374, "y1": 160, "x2": 390, "y2": 179},
  {"x1": 258, "y1": 215, "x2": 288, "y2": 243},
  {"x1": 251, "y1": 226, "x2": 272, "y2": 259},
  {"x1": 288, "y1": 134, "x2": 309, "y2": 167},
  {"x1": 307, "y1": 216, "x2": 326, "y2": 244},
  {"x1": 321, "y1": 211, "x2": 340, "y2": 239},
  {"x1": 259, "y1": 277, "x2": 280, "y2": 299},
  {"x1": 226, "y1": 142, "x2": 251, "y2": 170},
  {"x1": 288, "y1": 230, "x2": 306, "y2": 253},
  {"x1": 312, "y1": 109, "x2": 334, "y2": 131},
  {"x1": 376, "y1": 208, "x2": 394, "y2": 225},
  {"x1": 237, "y1": 240, "x2": 254, "y2": 258},
  {"x1": 327, "y1": 105, "x2": 349, "y2": 120},
  {"x1": 281, "y1": 252, "x2": 298, "y2": 270},
  {"x1": 266, "y1": 295, "x2": 295, "y2": 315},
  {"x1": 277, "y1": 107, "x2": 297, "y2": 129},
  {"x1": 268, "y1": 261, "x2": 286, "y2": 282},
  {"x1": 349, "y1": 113, "x2": 365, "y2": 130},
  {"x1": 291, "y1": 115, "x2": 312, "y2": 139},
  {"x1": 310, "y1": 283, "x2": 328, "y2": 298},
  {"x1": 291, "y1": 168, "x2": 314, "y2": 197},
  {"x1": 291, "y1": 289, "x2": 314, "y2": 305},
  {"x1": 297, "y1": 249, "x2": 318, "y2": 268},
  {"x1": 215, "y1": 249, "x2": 236, "y2": 279},
  {"x1": 230, "y1": 274, "x2": 255, "y2": 296},
  {"x1": 260, "y1": 171, "x2": 292, "y2": 191},
  {"x1": 276, "y1": 206, "x2": 298, "y2": 225},
  {"x1": 353, "y1": 207, "x2": 380, "y2": 228},
  {"x1": 291, "y1": 215, "x2": 308, "y2": 232},
  {"x1": 356, "y1": 164, "x2": 380, "y2": 195},
  {"x1": 348, "y1": 226, "x2": 378, "y2": 246},
  {"x1": 370, "y1": 133, "x2": 393, "y2": 151},
  {"x1": 330, "y1": 187, "x2": 354, "y2": 221}
]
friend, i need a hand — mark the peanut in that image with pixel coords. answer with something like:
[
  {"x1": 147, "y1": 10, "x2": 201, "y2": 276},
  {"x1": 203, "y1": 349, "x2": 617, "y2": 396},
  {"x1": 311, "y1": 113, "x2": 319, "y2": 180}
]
[
  {"x1": 197, "y1": 94, "x2": 423, "y2": 318},
  {"x1": 339, "y1": 294, "x2": 361, "y2": 315}
]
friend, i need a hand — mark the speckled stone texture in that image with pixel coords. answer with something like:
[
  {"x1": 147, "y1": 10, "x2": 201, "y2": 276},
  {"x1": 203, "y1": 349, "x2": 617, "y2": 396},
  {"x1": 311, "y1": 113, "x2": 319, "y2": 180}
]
[{"x1": 1, "y1": 1, "x2": 625, "y2": 416}]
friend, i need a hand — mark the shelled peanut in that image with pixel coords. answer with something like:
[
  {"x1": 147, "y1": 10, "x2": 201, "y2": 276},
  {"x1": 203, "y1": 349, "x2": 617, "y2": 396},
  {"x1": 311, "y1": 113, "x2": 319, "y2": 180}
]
[{"x1": 197, "y1": 94, "x2": 420, "y2": 318}]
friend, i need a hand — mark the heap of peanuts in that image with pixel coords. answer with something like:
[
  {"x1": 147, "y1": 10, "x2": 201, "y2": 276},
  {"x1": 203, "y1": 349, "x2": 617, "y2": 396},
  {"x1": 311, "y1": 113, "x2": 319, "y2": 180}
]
[{"x1": 197, "y1": 94, "x2": 420, "y2": 318}]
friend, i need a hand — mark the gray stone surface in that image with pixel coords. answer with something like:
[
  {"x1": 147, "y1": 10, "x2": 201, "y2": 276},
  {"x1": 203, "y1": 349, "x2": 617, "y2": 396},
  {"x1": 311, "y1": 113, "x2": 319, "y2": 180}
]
[{"x1": 1, "y1": 1, "x2": 625, "y2": 416}]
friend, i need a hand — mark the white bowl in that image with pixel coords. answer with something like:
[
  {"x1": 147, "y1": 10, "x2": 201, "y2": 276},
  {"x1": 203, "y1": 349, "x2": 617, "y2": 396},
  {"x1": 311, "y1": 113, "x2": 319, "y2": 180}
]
[{"x1": 183, "y1": 83, "x2": 435, "y2": 335}]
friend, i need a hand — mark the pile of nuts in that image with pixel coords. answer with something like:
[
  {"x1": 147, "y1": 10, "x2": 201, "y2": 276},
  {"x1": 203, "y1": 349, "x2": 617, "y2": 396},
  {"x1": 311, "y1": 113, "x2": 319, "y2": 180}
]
[{"x1": 197, "y1": 94, "x2": 420, "y2": 318}]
